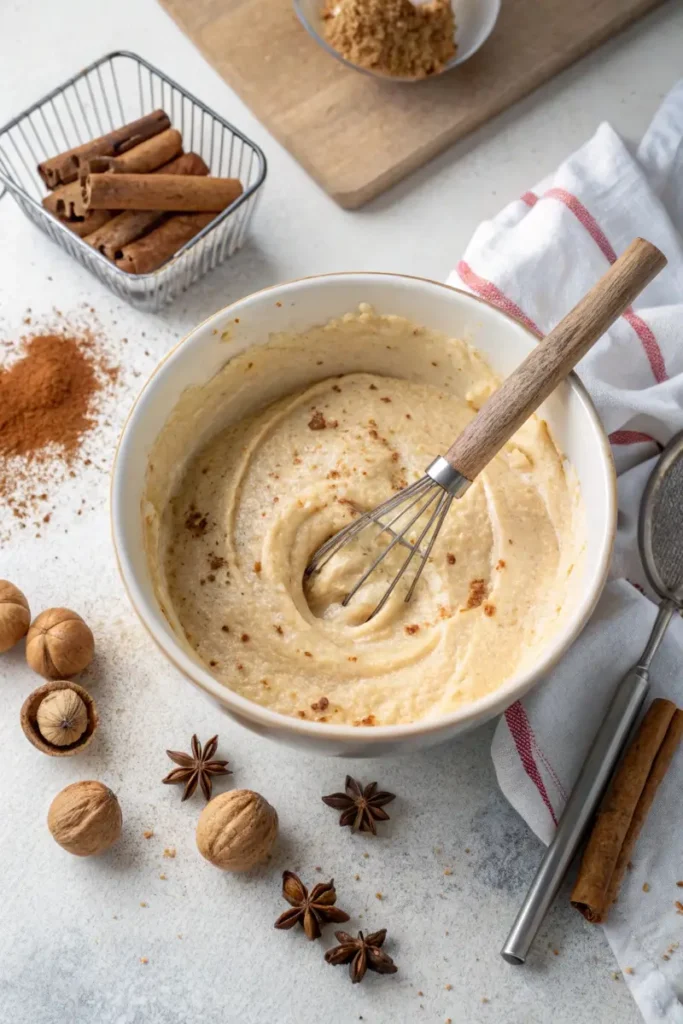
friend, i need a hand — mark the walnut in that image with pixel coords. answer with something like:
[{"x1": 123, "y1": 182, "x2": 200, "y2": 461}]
[
  {"x1": 196, "y1": 789, "x2": 278, "y2": 871},
  {"x1": 21, "y1": 680, "x2": 98, "y2": 757},
  {"x1": 48, "y1": 781, "x2": 122, "y2": 856},
  {"x1": 37, "y1": 688, "x2": 88, "y2": 746},
  {"x1": 0, "y1": 580, "x2": 30, "y2": 653},
  {"x1": 26, "y1": 607, "x2": 94, "y2": 678}
]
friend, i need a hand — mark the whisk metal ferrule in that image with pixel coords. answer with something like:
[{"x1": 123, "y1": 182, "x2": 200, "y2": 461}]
[{"x1": 425, "y1": 456, "x2": 471, "y2": 497}]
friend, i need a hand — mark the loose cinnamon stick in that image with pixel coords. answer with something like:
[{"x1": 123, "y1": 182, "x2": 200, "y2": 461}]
[
  {"x1": 604, "y1": 709, "x2": 683, "y2": 911},
  {"x1": 38, "y1": 110, "x2": 170, "y2": 188},
  {"x1": 83, "y1": 152, "x2": 209, "y2": 259},
  {"x1": 571, "y1": 698, "x2": 680, "y2": 923},
  {"x1": 83, "y1": 173, "x2": 243, "y2": 212},
  {"x1": 77, "y1": 128, "x2": 182, "y2": 176},
  {"x1": 115, "y1": 213, "x2": 215, "y2": 274}
]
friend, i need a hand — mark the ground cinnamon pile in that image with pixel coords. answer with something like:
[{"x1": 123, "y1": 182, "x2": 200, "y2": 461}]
[
  {"x1": 322, "y1": 0, "x2": 456, "y2": 80},
  {"x1": 0, "y1": 327, "x2": 119, "y2": 533},
  {"x1": 0, "y1": 335, "x2": 101, "y2": 458}
]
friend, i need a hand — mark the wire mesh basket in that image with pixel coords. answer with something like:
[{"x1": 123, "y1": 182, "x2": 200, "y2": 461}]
[{"x1": 0, "y1": 51, "x2": 266, "y2": 312}]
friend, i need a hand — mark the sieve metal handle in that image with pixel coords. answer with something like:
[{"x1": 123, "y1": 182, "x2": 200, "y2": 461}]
[
  {"x1": 502, "y1": 599, "x2": 676, "y2": 965},
  {"x1": 501, "y1": 665, "x2": 650, "y2": 965},
  {"x1": 446, "y1": 238, "x2": 667, "y2": 481}
]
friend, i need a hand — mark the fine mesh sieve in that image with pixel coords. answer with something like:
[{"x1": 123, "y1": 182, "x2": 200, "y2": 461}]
[
  {"x1": 641, "y1": 433, "x2": 683, "y2": 603},
  {"x1": 502, "y1": 430, "x2": 683, "y2": 965}
]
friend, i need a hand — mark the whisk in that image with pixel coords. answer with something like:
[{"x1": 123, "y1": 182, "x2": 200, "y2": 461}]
[{"x1": 305, "y1": 239, "x2": 667, "y2": 618}]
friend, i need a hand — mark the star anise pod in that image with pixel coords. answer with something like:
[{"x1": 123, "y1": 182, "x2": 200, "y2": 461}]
[
  {"x1": 274, "y1": 871, "x2": 350, "y2": 940},
  {"x1": 325, "y1": 928, "x2": 398, "y2": 983},
  {"x1": 162, "y1": 734, "x2": 231, "y2": 801},
  {"x1": 322, "y1": 776, "x2": 396, "y2": 834}
]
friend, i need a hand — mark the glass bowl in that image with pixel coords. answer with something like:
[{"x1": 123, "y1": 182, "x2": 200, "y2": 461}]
[{"x1": 293, "y1": 0, "x2": 501, "y2": 82}]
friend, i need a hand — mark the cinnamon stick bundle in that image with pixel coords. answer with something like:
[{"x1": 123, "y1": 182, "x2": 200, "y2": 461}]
[
  {"x1": 42, "y1": 180, "x2": 84, "y2": 219},
  {"x1": 571, "y1": 698, "x2": 683, "y2": 924},
  {"x1": 115, "y1": 213, "x2": 214, "y2": 274},
  {"x1": 84, "y1": 152, "x2": 209, "y2": 259},
  {"x1": 78, "y1": 128, "x2": 182, "y2": 176},
  {"x1": 83, "y1": 173, "x2": 243, "y2": 213},
  {"x1": 38, "y1": 110, "x2": 170, "y2": 188}
]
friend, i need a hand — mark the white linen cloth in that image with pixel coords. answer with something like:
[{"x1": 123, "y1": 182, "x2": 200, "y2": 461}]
[{"x1": 446, "y1": 81, "x2": 683, "y2": 1022}]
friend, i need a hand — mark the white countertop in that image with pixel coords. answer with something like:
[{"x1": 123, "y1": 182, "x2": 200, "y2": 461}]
[{"x1": 1, "y1": 2, "x2": 682, "y2": 1021}]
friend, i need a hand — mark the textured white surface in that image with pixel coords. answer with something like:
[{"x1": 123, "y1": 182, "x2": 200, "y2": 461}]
[{"x1": 1, "y1": 1, "x2": 682, "y2": 1020}]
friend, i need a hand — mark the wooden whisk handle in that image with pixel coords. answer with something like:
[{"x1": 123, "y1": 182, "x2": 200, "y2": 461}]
[{"x1": 445, "y1": 237, "x2": 667, "y2": 481}]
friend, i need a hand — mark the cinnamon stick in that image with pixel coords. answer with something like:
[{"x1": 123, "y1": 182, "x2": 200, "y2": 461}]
[
  {"x1": 60, "y1": 209, "x2": 113, "y2": 238},
  {"x1": 83, "y1": 153, "x2": 209, "y2": 259},
  {"x1": 43, "y1": 180, "x2": 85, "y2": 219},
  {"x1": 115, "y1": 213, "x2": 215, "y2": 274},
  {"x1": 38, "y1": 110, "x2": 170, "y2": 188},
  {"x1": 571, "y1": 698, "x2": 681, "y2": 923},
  {"x1": 77, "y1": 128, "x2": 182, "y2": 176},
  {"x1": 83, "y1": 173, "x2": 243, "y2": 213}
]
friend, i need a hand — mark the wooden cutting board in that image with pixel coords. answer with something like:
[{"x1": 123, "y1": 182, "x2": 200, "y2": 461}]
[{"x1": 159, "y1": 0, "x2": 662, "y2": 209}]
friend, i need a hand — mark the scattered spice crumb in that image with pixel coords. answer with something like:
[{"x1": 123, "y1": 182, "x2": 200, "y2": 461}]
[
  {"x1": 253, "y1": 561, "x2": 262, "y2": 573},
  {"x1": 140, "y1": 902, "x2": 148, "y2": 908},
  {"x1": 643, "y1": 882, "x2": 650, "y2": 892},
  {"x1": 405, "y1": 624, "x2": 420, "y2": 635},
  {"x1": 463, "y1": 578, "x2": 487, "y2": 610},
  {"x1": 625, "y1": 967, "x2": 634, "y2": 975},
  {"x1": 163, "y1": 847, "x2": 176, "y2": 859},
  {"x1": 241, "y1": 633, "x2": 250, "y2": 642},
  {"x1": 355, "y1": 874, "x2": 361, "y2": 880},
  {"x1": 496, "y1": 559, "x2": 506, "y2": 570},
  {"x1": 612, "y1": 971, "x2": 621, "y2": 980},
  {"x1": 375, "y1": 892, "x2": 383, "y2": 900},
  {"x1": 140, "y1": 957, "x2": 149, "y2": 965},
  {"x1": 311, "y1": 696, "x2": 330, "y2": 712},
  {"x1": 483, "y1": 603, "x2": 496, "y2": 617},
  {"x1": 677, "y1": 881, "x2": 683, "y2": 887},
  {"x1": 481, "y1": 997, "x2": 489, "y2": 1004},
  {"x1": 363, "y1": 852, "x2": 369, "y2": 859},
  {"x1": 675, "y1": 900, "x2": 683, "y2": 913},
  {"x1": 552, "y1": 948, "x2": 559, "y2": 956},
  {"x1": 142, "y1": 830, "x2": 154, "y2": 839},
  {"x1": 445, "y1": 984, "x2": 452, "y2": 991},
  {"x1": 308, "y1": 410, "x2": 326, "y2": 430},
  {"x1": 443, "y1": 868, "x2": 452, "y2": 876},
  {"x1": 447, "y1": 553, "x2": 456, "y2": 565},
  {"x1": 159, "y1": 873, "x2": 167, "y2": 880}
]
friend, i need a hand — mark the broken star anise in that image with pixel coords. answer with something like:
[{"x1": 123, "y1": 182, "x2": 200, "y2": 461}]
[
  {"x1": 322, "y1": 776, "x2": 396, "y2": 834},
  {"x1": 274, "y1": 871, "x2": 350, "y2": 940},
  {"x1": 162, "y1": 734, "x2": 231, "y2": 801},
  {"x1": 325, "y1": 928, "x2": 398, "y2": 983}
]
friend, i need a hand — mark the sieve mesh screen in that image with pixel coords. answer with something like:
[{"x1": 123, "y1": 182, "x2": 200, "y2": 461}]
[{"x1": 650, "y1": 451, "x2": 683, "y2": 595}]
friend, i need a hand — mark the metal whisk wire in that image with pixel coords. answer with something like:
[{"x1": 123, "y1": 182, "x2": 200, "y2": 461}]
[
  {"x1": 305, "y1": 239, "x2": 667, "y2": 622},
  {"x1": 304, "y1": 472, "x2": 456, "y2": 620}
]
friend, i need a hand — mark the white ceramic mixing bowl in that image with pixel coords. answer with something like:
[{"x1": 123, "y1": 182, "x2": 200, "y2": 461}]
[{"x1": 112, "y1": 274, "x2": 616, "y2": 756}]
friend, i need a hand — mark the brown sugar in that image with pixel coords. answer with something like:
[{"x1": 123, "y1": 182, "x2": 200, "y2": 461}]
[{"x1": 322, "y1": 0, "x2": 456, "y2": 80}]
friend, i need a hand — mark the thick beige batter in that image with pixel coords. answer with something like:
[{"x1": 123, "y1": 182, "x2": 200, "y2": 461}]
[{"x1": 146, "y1": 307, "x2": 583, "y2": 726}]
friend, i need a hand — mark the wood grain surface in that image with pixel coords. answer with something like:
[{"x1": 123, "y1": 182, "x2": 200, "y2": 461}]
[
  {"x1": 158, "y1": 0, "x2": 663, "y2": 208},
  {"x1": 445, "y1": 238, "x2": 667, "y2": 480}
]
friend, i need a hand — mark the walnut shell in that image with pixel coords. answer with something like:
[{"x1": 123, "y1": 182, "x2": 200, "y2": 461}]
[
  {"x1": 0, "y1": 580, "x2": 30, "y2": 653},
  {"x1": 48, "y1": 781, "x2": 121, "y2": 856},
  {"x1": 21, "y1": 680, "x2": 98, "y2": 756},
  {"x1": 26, "y1": 607, "x2": 94, "y2": 678},
  {"x1": 196, "y1": 789, "x2": 278, "y2": 871}
]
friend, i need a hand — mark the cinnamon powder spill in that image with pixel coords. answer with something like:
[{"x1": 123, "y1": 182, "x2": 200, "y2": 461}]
[
  {"x1": 0, "y1": 335, "x2": 102, "y2": 458},
  {"x1": 0, "y1": 326, "x2": 120, "y2": 533}
]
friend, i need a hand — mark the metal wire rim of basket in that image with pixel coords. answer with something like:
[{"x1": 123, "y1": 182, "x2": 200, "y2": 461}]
[{"x1": 0, "y1": 51, "x2": 267, "y2": 310}]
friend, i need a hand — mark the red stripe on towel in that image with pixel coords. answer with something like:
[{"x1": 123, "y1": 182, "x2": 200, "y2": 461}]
[
  {"x1": 505, "y1": 701, "x2": 558, "y2": 827},
  {"x1": 609, "y1": 430, "x2": 657, "y2": 446},
  {"x1": 543, "y1": 188, "x2": 667, "y2": 382},
  {"x1": 520, "y1": 191, "x2": 538, "y2": 207},
  {"x1": 455, "y1": 261, "x2": 542, "y2": 337}
]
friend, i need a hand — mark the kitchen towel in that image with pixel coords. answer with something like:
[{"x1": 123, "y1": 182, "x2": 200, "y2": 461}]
[{"x1": 447, "y1": 80, "x2": 683, "y2": 1023}]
